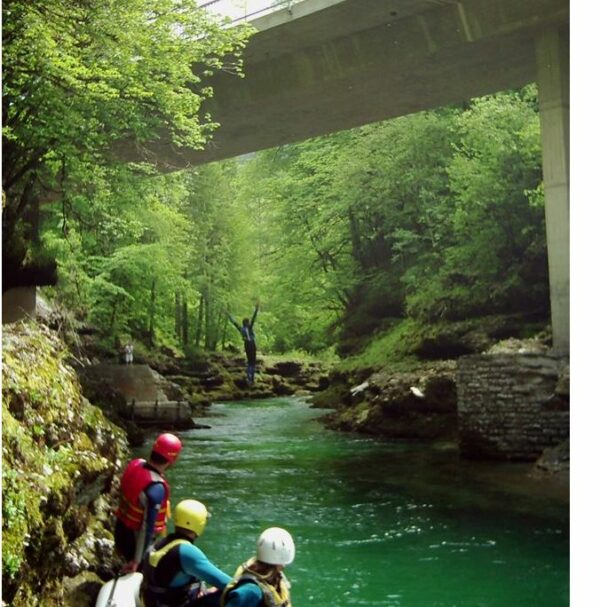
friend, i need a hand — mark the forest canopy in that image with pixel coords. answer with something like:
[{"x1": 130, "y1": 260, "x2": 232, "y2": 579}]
[
  {"x1": 35, "y1": 89, "x2": 547, "y2": 357},
  {"x1": 2, "y1": 0, "x2": 253, "y2": 290},
  {"x1": 2, "y1": 2, "x2": 548, "y2": 359}
]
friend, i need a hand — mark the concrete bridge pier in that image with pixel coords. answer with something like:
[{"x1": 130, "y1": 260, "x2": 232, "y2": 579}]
[{"x1": 536, "y1": 27, "x2": 569, "y2": 354}]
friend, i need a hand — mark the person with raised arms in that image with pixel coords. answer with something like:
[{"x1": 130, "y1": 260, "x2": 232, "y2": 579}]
[{"x1": 226, "y1": 301, "x2": 260, "y2": 385}]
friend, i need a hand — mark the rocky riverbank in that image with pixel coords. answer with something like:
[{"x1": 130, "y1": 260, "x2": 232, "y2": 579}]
[
  {"x1": 76, "y1": 352, "x2": 331, "y2": 441},
  {"x1": 153, "y1": 353, "x2": 330, "y2": 407},
  {"x1": 311, "y1": 334, "x2": 569, "y2": 479},
  {"x1": 2, "y1": 321, "x2": 128, "y2": 607},
  {"x1": 314, "y1": 360, "x2": 458, "y2": 440},
  {"x1": 1, "y1": 319, "x2": 331, "y2": 606}
]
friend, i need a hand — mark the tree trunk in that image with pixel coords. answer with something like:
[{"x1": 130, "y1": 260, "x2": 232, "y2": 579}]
[
  {"x1": 148, "y1": 278, "x2": 156, "y2": 345},
  {"x1": 182, "y1": 291, "x2": 189, "y2": 346},
  {"x1": 175, "y1": 292, "x2": 181, "y2": 340},
  {"x1": 219, "y1": 310, "x2": 228, "y2": 350},
  {"x1": 203, "y1": 292, "x2": 211, "y2": 350},
  {"x1": 109, "y1": 296, "x2": 120, "y2": 335},
  {"x1": 195, "y1": 294, "x2": 204, "y2": 347}
]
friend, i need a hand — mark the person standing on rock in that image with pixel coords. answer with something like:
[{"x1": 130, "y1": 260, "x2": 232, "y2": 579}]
[
  {"x1": 227, "y1": 302, "x2": 259, "y2": 385},
  {"x1": 124, "y1": 341, "x2": 134, "y2": 364},
  {"x1": 114, "y1": 432, "x2": 183, "y2": 573}
]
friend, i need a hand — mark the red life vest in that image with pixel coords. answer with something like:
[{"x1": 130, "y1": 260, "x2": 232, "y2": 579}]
[{"x1": 115, "y1": 458, "x2": 170, "y2": 532}]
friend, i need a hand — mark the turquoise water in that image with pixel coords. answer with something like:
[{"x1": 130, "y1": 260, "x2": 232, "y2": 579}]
[{"x1": 156, "y1": 397, "x2": 569, "y2": 606}]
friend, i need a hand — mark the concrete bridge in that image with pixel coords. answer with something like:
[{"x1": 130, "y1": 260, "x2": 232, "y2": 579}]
[{"x1": 121, "y1": 0, "x2": 570, "y2": 352}]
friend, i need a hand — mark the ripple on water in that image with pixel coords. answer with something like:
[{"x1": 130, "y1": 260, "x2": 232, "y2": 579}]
[{"x1": 158, "y1": 398, "x2": 569, "y2": 607}]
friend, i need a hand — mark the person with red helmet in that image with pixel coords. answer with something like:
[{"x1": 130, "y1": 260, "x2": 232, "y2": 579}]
[{"x1": 114, "y1": 432, "x2": 183, "y2": 573}]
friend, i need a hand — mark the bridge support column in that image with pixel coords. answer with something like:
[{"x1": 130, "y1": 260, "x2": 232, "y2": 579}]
[{"x1": 536, "y1": 28, "x2": 569, "y2": 354}]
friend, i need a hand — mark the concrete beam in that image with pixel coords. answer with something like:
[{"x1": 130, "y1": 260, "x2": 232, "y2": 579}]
[
  {"x1": 116, "y1": 0, "x2": 568, "y2": 168},
  {"x1": 536, "y1": 27, "x2": 569, "y2": 353}
]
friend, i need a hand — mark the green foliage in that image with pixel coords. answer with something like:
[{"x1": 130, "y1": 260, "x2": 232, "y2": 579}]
[
  {"x1": 336, "y1": 320, "x2": 422, "y2": 373},
  {"x1": 28, "y1": 73, "x2": 546, "y2": 359},
  {"x1": 226, "y1": 89, "x2": 546, "y2": 355},
  {"x1": 404, "y1": 87, "x2": 547, "y2": 321},
  {"x1": 3, "y1": 0, "x2": 253, "y2": 289}
]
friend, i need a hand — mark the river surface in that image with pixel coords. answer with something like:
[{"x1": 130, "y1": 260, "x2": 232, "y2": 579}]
[{"x1": 157, "y1": 397, "x2": 569, "y2": 607}]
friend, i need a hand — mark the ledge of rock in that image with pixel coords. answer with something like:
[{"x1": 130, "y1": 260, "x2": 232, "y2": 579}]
[{"x1": 318, "y1": 362, "x2": 458, "y2": 439}]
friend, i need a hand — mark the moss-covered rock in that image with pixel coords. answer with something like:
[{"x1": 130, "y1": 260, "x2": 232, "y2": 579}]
[
  {"x1": 2, "y1": 321, "x2": 129, "y2": 606},
  {"x1": 318, "y1": 362, "x2": 458, "y2": 439}
]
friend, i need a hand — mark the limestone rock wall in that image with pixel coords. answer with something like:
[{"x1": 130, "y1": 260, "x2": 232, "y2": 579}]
[
  {"x1": 457, "y1": 353, "x2": 569, "y2": 460},
  {"x1": 2, "y1": 321, "x2": 129, "y2": 607}
]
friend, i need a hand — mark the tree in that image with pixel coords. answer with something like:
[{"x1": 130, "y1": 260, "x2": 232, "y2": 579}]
[
  {"x1": 228, "y1": 88, "x2": 547, "y2": 354},
  {"x1": 2, "y1": 0, "x2": 253, "y2": 290},
  {"x1": 405, "y1": 87, "x2": 547, "y2": 320}
]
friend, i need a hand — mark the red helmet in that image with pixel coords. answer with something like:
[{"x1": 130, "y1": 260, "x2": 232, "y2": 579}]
[{"x1": 152, "y1": 433, "x2": 182, "y2": 464}]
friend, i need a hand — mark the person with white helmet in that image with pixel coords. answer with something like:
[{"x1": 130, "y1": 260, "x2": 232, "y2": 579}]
[
  {"x1": 220, "y1": 527, "x2": 295, "y2": 607},
  {"x1": 141, "y1": 499, "x2": 232, "y2": 607},
  {"x1": 114, "y1": 433, "x2": 183, "y2": 573}
]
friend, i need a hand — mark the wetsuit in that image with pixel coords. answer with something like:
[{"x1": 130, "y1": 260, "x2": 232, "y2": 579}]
[
  {"x1": 227, "y1": 305, "x2": 259, "y2": 384},
  {"x1": 221, "y1": 583, "x2": 263, "y2": 607},
  {"x1": 141, "y1": 532, "x2": 231, "y2": 607}
]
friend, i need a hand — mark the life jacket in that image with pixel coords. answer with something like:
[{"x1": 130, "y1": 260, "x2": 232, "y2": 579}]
[
  {"x1": 141, "y1": 534, "x2": 194, "y2": 607},
  {"x1": 115, "y1": 458, "x2": 170, "y2": 532},
  {"x1": 220, "y1": 558, "x2": 291, "y2": 607}
]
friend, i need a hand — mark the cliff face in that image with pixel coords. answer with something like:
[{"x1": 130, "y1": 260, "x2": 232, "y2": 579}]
[{"x1": 2, "y1": 321, "x2": 128, "y2": 607}]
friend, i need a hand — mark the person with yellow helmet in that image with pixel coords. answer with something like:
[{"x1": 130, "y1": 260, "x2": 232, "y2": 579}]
[
  {"x1": 141, "y1": 499, "x2": 232, "y2": 607},
  {"x1": 220, "y1": 527, "x2": 295, "y2": 607},
  {"x1": 115, "y1": 433, "x2": 183, "y2": 574}
]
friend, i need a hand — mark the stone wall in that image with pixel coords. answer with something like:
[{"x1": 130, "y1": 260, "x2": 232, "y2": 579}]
[
  {"x1": 457, "y1": 353, "x2": 569, "y2": 460},
  {"x1": 2, "y1": 286, "x2": 36, "y2": 323}
]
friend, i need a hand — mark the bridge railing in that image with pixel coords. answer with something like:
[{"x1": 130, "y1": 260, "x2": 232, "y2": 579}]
[{"x1": 198, "y1": 0, "x2": 299, "y2": 24}]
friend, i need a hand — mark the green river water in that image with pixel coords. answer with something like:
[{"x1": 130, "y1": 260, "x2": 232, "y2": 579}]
[{"x1": 157, "y1": 396, "x2": 569, "y2": 607}]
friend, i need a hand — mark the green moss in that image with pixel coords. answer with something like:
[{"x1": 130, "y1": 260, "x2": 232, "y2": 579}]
[
  {"x1": 2, "y1": 402, "x2": 46, "y2": 579},
  {"x1": 337, "y1": 318, "x2": 426, "y2": 373},
  {"x1": 2, "y1": 320, "x2": 128, "y2": 605},
  {"x1": 336, "y1": 314, "x2": 543, "y2": 374}
]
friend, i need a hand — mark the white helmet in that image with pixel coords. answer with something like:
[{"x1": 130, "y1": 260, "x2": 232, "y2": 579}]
[{"x1": 256, "y1": 527, "x2": 295, "y2": 566}]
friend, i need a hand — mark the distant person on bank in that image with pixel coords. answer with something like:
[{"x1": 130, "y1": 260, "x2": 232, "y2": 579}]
[
  {"x1": 141, "y1": 499, "x2": 231, "y2": 607},
  {"x1": 221, "y1": 527, "x2": 295, "y2": 607},
  {"x1": 114, "y1": 433, "x2": 183, "y2": 573},
  {"x1": 226, "y1": 302, "x2": 259, "y2": 385},
  {"x1": 124, "y1": 342, "x2": 134, "y2": 364}
]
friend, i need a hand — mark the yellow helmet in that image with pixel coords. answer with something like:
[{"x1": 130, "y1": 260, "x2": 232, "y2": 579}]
[{"x1": 173, "y1": 499, "x2": 209, "y2": 536}]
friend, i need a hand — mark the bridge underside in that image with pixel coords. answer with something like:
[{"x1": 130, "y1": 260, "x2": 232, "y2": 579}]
[{"x1": 123, "y1": 0, "x2": 568, "y2": 168}]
